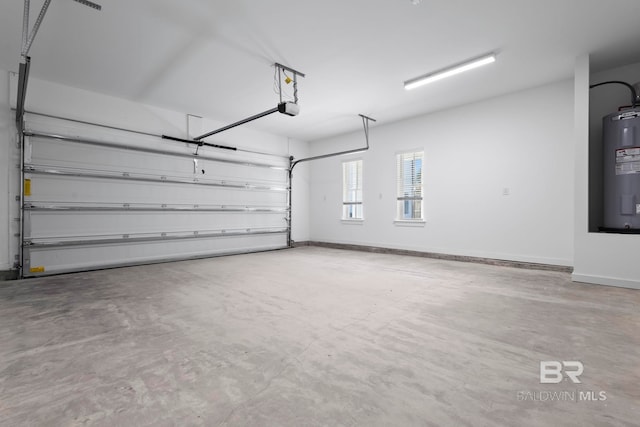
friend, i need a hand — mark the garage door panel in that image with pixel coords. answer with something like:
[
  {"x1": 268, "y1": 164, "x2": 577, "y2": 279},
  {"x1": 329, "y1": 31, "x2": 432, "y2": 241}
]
[
  {"x1": 26, "y1": 175, "x2": 287, "y2": 206},
  {"x1": 29, "y1": 136, "x2": 287, "y2": 183},
  {"x1": 25, "y1": 233, "x2": 287, "y2": 275},
  {"x1": 28, "y1": 140, "x2": 285, "y2": 184},
  {"x1": 27, "y1": 211, "x2": 287, "y2": 238}
]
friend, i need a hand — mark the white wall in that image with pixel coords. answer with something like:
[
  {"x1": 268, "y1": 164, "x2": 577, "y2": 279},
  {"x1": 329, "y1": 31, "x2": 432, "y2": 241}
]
[
  {"x1": 0, "y1": 70, "x2": 310, "y2": 272},
  {"x1": 573, "y1": 56, "x2": 640, "y2": 289},
  {"x1": 309, "y1": 80, "x2": 575, "y2": 266}
]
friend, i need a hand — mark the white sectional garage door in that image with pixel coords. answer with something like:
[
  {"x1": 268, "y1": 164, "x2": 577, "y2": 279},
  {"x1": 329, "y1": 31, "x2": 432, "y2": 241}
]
[{"x1": 21, "y1": 114, "x2": 290, "y2": 277}]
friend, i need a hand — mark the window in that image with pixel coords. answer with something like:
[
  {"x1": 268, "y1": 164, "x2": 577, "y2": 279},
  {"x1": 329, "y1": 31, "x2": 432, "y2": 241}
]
[
  {"x1": 342, "y1": 160, "x2": 363, "y2": 219},
  {"x1": 396, "y1": 151, "x2": 423, "y2": 221}
]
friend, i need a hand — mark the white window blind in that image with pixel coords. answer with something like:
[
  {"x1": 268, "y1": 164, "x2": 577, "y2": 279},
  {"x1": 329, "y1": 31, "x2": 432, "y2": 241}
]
[
  {"x1": 343, "y1": 160, "x2": 363, "y2": 219},
  {"x1": 396, "y1": 151, "x2": 423, "y2": 220}
]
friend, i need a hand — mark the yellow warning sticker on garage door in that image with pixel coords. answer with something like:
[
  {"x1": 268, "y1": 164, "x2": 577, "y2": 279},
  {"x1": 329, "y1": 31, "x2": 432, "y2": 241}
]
[
  {"x1": 30, "y1": 266, "x2": 45, "y2": 273},
  {"x1": 24, "y1": 179, "x2": 31, "y2": 196}
]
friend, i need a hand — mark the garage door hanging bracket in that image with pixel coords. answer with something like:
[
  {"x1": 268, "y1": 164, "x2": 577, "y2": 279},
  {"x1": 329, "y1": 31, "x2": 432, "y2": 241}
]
[
  {"x1": 290, "y1": 114, "x2": 376, "y2": 171},
  {"x1": 16, "y1": 0, "x2": 102, "y2": 125},
  {"x1": 287, "y1": 114, "x2": 375, "y2": 247}
]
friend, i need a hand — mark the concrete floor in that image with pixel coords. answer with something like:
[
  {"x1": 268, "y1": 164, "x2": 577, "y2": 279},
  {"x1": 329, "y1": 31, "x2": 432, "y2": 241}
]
[{"x1": 0, "y1": 247, "x2": 639, "y2": 427}]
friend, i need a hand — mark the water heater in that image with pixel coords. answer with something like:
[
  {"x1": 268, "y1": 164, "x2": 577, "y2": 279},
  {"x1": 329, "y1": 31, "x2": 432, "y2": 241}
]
[{"x1": 602, "y1": 108, "x2": 640, "y2": 231}]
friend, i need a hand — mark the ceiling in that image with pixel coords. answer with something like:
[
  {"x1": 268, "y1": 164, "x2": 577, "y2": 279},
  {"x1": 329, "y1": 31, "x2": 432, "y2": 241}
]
[{"x1": 2, "y1": 0, "x2": 640, "y2": 142}]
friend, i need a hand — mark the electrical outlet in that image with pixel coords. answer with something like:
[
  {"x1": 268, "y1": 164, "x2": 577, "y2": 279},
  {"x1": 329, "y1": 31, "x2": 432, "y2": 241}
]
[{"x1": 502, "y1": 187, "x2": 510, "y2": 196}]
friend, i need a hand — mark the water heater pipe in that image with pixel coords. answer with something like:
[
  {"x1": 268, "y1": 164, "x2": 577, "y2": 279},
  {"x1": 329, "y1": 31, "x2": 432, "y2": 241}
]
[{"x1": 590, "y1": 81, "x2": 638, "y2": 108}]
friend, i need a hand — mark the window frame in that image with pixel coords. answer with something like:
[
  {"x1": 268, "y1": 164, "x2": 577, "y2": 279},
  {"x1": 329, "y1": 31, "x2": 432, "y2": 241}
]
[
  {"x1": 342, "y1": 159, "x2": 364, "y2": 221},
  {"x1": 395, "y1": 150, "x2": 424, "y2": 223}
]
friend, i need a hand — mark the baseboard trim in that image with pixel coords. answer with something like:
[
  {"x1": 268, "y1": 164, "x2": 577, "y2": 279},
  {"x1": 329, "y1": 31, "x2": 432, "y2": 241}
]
[
  {"x1": 295, "y1": 241, "x2": 572, "y2": 273},
  {"x1": 0, "y1": 270, "x2": 19, "y2": 281},
  {"x1": 571, "y1": 273, "x2": 640, "y2": 290}
]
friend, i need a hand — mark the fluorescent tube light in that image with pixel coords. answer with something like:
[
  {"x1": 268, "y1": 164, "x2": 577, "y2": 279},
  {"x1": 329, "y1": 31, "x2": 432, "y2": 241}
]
[{"x1": 404, "y1": 53, "x2": 496, "y2": 90}]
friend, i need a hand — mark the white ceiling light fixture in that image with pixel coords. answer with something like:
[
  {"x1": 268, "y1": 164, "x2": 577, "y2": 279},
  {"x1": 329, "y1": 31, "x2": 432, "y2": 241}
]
[{"x1": 404, "y1": 53, "x2": 496, "y2": 90}]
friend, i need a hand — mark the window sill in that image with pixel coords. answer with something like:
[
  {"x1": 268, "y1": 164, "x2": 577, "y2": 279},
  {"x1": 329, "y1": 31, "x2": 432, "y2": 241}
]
[
  {"x1": 394, "y1": 220, "x2": 425, "y2": 227},
  {"x1": 342, "y1": 219, "x2": 364, "y2": 225}
]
